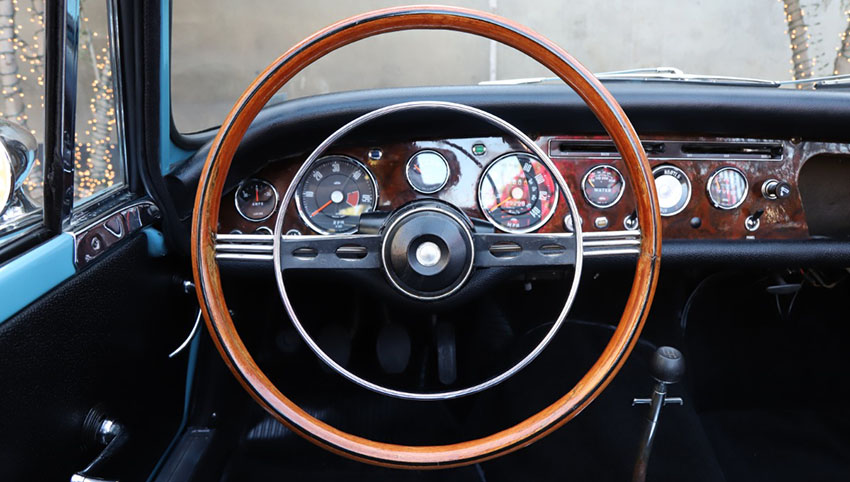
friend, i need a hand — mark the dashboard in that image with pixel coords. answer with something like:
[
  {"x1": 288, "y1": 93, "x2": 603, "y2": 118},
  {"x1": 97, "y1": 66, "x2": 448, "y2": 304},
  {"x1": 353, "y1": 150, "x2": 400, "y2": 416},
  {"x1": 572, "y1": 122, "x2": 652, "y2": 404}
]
[
  {"x1": 218, "y1": 135, "x2": 818, "y2": 241},
  {"x1": 166, "y1": 83, "x2": 850, "y2": 267}
]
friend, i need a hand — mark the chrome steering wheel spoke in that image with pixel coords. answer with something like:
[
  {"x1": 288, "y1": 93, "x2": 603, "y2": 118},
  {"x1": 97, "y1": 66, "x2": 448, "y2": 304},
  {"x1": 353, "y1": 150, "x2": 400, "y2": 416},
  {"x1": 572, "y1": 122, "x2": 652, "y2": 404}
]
[
  {"x1": 278, "y1": 233, "x2": 382, "y2": 270},
  {"x1": 473, "y1": 232, "x2": 577, "y2": 268}
]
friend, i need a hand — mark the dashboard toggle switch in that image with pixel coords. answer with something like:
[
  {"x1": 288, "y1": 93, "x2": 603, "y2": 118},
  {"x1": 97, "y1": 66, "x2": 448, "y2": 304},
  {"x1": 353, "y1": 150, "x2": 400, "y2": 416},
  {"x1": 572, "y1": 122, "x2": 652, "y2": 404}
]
[
  {"x1": 745, "y1": 209, "x2": 764, "y2": 232},
  {"x1": 624, "y1": 211, "x2": 639, "y2": 231},
  {"x1": 761, "y1": 179, "x2": 791, "y2": 200}
]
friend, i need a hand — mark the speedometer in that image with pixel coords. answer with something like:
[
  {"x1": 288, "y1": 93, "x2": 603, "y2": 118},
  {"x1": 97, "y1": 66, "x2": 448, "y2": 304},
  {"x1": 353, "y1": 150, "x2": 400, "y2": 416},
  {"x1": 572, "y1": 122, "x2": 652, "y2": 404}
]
[
  {"x1": 296, "y1": 155, "x2": 378, "y2": 234},
  {"x1": 478, "y1": 152, "x2": 558, "y2": 233}
]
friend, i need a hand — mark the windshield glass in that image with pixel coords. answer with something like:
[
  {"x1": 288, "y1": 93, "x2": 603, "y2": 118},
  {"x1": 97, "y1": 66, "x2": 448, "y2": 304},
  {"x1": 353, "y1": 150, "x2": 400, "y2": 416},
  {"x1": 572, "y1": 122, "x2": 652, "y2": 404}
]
[{"x1": 172, "y1": 0, "x2": 850, "y2": 132}]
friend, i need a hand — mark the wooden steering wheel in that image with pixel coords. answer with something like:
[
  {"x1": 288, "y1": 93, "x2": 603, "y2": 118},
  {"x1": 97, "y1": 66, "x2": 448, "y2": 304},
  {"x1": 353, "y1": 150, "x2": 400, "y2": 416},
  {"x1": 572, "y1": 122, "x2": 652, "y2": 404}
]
[{"x1": 192, "y1": 5, "x2": 661, "y2": 469}]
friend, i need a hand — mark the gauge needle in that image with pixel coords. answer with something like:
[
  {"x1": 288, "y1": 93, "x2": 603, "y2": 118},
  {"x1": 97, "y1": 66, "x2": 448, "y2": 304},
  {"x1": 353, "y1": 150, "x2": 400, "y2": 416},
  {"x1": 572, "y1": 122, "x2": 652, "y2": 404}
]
[
  {"x1": 255, "y1": 186, "x2": 259, "y2": 203},
  {"x1": 489, "y1": 197, "x2": 510, "y2": 212},
  {"x1": 413, "y1": 164, "x2": 421, "y2": 173},
  {"x1": 311, "y1": 199, "x2": 333, "y2": 217}
]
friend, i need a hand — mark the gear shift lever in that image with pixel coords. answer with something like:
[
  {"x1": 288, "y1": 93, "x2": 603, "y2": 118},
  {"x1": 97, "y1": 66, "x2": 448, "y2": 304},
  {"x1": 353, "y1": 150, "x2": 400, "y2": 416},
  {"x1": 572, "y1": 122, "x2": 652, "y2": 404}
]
[{"x1": 632, "y1": 346, "x2": 685, "y2": 482}]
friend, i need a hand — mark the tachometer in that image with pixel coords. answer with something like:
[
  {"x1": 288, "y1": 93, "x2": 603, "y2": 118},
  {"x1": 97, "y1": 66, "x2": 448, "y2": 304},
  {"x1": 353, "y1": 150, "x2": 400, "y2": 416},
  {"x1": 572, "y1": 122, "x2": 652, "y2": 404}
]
[
  {"x1": 707, "y1": 167, "x2": 748, "y2": 210},
  {"x1": 478, "y1": 152, "x2": 558, "y2": 233},
  {"x1": 296, "y1": 155, "x2": 378, "y2": 234},
  {"x1": 582, "y1": 165, "x2": 624, "y2": 208}
]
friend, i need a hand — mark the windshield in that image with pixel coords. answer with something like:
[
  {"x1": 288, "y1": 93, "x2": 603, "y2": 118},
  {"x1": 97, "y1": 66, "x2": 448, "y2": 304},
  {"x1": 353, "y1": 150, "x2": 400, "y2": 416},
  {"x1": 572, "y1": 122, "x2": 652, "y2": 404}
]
[{"x1": 172, "y1": 1, "x2": 850, "y2": 132}]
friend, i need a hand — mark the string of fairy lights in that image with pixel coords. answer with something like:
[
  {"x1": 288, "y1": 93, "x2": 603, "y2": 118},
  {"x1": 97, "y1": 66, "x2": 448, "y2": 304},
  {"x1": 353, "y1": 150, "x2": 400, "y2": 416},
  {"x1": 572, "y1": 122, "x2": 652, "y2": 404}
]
[
  {"x1": 782, "y1": 0, "x2": 850, "y2": 85},
  {"x1": 1, "y1": 0, "x2": 117, "y2": 204},
  {"x1": 76, "y1": 7, "x2": 117, "y2": 200},
  {"x1": 835, "y1": 7, "x2": 850, "y2": 75},
  {"x1": 782, "y1": 0, "x2": 816, "y2": 87},
  {"x1": 2, "y1": 0, "x2": 45, "y2": 196}
]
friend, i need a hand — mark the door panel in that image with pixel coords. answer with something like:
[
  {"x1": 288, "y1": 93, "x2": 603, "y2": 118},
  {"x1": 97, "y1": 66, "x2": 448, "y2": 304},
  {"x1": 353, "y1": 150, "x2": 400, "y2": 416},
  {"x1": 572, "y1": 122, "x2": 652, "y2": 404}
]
[{"x1": 0, "y1": 232, "x2": 191, "y2": 480}]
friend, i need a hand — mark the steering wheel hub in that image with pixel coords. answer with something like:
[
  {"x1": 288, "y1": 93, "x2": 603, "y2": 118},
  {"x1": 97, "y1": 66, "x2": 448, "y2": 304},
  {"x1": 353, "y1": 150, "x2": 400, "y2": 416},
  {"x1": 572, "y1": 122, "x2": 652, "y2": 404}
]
[{"x1": 381, "y1": 203, "x2": 474, "y2": 300}]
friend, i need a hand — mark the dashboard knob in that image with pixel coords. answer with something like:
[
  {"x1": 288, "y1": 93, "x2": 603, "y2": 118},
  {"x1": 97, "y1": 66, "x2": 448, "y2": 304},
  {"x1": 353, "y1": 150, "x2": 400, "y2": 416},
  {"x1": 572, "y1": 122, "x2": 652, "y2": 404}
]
[{"x1": 762, "y1": 179, "x2": 791, "y2": 200}]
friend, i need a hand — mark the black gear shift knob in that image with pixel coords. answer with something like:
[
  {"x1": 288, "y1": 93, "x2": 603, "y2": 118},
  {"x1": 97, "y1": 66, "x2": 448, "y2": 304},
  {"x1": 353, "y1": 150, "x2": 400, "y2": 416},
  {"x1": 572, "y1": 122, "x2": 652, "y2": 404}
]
[{"x1": 650, "y1": 346, "x2": 685, "y2": 384}]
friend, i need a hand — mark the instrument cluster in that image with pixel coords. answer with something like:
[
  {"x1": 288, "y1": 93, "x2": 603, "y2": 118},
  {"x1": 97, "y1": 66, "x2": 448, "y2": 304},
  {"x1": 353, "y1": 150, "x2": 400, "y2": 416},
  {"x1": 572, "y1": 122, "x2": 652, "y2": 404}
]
[{"x1": 220, "y1": 136, "x2": 808, "y2": 240}]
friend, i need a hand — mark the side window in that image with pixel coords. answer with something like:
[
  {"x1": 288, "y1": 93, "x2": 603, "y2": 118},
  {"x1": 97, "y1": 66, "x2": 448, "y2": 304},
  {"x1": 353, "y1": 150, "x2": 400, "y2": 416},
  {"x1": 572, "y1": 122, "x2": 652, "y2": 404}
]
[
  {"x1": 74, "y1": 0, "x2": 124, "y2": 206},
  {"x1": 0, "y1": 0, "x2": 125, "y2": 250},
  {"x1": 0, "y1": 1, "x2": 46, "y2": 240}
]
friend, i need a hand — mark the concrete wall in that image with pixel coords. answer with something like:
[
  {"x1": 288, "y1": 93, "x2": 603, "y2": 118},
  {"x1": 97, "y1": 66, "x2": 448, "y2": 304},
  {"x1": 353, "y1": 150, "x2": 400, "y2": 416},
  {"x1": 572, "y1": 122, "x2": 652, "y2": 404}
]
[{"x1": 171, "y1": 0, "x2": 849, "y2": 131}]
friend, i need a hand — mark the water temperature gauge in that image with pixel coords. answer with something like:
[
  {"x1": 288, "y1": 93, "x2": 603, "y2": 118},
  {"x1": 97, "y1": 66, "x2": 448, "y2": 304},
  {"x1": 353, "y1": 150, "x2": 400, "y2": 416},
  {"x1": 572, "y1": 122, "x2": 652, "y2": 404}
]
[{"x1": 582, "y1": 164, "x2": 624, "y2": 208}]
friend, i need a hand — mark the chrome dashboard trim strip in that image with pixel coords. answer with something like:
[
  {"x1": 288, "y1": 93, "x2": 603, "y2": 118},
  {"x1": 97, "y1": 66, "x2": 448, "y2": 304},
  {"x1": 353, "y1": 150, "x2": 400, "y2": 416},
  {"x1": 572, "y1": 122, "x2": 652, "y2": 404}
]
[{"x1": 214, "y1": 229, "x2": 640, "y2": 261}]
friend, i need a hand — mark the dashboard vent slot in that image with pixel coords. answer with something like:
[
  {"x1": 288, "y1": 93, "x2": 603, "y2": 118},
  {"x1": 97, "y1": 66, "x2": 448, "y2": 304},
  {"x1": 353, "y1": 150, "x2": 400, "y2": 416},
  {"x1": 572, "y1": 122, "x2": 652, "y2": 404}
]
[
  {"x1": 557, "y1": 140, "x2": 617, "y2": 154},
  {"x1": 679, "y1": 142, "x2": 782, "y2": 160},
  {"x1": 550, "y1": 139, "x2": 665, "y2": 158},
  {"x1": 549, "y1": 138, "x2": 784, "y2": 161}
]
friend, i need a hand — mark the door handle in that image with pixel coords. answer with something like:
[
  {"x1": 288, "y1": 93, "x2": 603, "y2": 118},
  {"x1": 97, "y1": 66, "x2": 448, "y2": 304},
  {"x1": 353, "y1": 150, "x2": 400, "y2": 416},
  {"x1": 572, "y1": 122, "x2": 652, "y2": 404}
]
[{"x1": 71, "y1": 413, "x2": 129, "y2": 482}]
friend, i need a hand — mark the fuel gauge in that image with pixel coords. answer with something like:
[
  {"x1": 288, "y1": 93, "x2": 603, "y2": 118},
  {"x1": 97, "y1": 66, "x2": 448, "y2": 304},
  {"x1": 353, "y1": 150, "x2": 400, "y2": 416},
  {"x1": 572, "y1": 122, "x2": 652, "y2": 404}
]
[
  {"x1": 707, "y1": 167, "x2": 748, "y2": 210},
  {"x1": 406, "y1": 150, "x2": 450, "y2": 194}
]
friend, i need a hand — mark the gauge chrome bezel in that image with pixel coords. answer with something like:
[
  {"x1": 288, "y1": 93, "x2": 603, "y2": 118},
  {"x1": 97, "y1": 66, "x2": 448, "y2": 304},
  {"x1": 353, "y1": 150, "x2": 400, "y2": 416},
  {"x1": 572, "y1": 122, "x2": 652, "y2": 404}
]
[
  {"x1": 706, "y1": 166, "x2": 749, "y2": 210},
  {"x1": 294, "y1": 154, "x2": 380, "y2": 235},
  {"x1": 477, "y1": 151, "x2": 560, "y2": 234},
  {"x1": 234, "y1": 178, "x2": 279, "y2": 222},
  {"x1": 405, "y1": 149, "x2": 450, "y2": 194},
  {"x1": 651, "y1": 164, "x2": 691, "y2": 217},
  {"x1": 581, "y1": 164, "x2": 625, "y2": 209}
]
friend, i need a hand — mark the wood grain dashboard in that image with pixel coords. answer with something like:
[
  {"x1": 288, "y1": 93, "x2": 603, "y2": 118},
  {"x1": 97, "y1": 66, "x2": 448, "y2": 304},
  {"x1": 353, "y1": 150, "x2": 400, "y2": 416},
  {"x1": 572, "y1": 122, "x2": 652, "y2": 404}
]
[{"x1": 218, "y1": 135, "x2": 833, "y2": 240}]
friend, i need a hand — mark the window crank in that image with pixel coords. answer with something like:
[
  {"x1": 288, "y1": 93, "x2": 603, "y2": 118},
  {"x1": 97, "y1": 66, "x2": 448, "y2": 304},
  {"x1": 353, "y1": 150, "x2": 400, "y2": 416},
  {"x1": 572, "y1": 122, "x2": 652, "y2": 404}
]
[{"x1": 169, "y1": 281, "x2": 201, "y2": 358}]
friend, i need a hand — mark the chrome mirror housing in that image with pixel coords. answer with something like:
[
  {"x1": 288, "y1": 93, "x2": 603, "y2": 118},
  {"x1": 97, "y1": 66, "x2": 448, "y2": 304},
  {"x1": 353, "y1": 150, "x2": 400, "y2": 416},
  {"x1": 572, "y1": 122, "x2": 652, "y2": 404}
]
[{"x1": 0, "y1": 119, "x2": 38, "y2": 219}]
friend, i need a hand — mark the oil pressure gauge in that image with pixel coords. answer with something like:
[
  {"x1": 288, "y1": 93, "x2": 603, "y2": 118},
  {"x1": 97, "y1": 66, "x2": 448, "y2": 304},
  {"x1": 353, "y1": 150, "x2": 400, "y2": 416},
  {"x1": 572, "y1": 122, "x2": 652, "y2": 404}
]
[
  {"x1": 235, "y1": 178, "x2": 278, "y2": 221},
  {"x1": 652, "y1": 165, "x2": 691, "y2": 216}
]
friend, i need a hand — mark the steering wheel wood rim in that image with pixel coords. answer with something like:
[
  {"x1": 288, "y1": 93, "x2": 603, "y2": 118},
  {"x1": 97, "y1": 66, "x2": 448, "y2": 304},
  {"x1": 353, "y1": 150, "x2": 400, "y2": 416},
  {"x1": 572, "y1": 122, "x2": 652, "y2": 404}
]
[{"x1": 192, "y1": 5, "x2": 661, "y2": 468}]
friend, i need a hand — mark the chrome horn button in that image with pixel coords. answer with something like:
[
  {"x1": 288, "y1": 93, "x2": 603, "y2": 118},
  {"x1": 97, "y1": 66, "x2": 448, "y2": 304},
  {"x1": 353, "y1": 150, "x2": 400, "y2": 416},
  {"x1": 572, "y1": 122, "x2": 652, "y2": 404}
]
[{"x1": 415, "y1": 241, "x2": 442, "y2": 267}]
